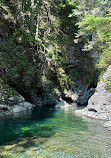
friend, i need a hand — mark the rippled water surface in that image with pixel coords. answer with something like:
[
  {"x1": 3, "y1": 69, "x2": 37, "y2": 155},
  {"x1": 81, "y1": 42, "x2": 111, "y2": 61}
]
[{"x1": 0, "y1": 107, "x2": 111, "y2": 158}]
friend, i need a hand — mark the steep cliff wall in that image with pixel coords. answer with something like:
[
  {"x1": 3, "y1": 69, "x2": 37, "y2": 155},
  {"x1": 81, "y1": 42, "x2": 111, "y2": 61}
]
[{"x1": 75, "y1": 65, "x2": 111, "y2": 130}]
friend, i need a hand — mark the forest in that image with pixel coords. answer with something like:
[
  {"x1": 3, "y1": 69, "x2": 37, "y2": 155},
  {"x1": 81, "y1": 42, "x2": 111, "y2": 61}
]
[
  {"x1": 0, "y1": 0, "x2": 111, "y2": 157},
  {"x1": 0, "y1": 0, "x2": 111, "y2": 98}
]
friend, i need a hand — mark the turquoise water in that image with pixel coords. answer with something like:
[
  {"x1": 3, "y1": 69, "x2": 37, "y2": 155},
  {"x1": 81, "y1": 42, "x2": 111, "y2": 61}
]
[{"x1": 0, "y1": 107, "x2": 111, "y2": 158}]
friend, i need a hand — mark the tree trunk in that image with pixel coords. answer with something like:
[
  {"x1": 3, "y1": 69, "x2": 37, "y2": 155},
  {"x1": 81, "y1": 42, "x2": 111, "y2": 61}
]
[{"x1": 30, "y1": 0, "x2": 34, "y2": 34}]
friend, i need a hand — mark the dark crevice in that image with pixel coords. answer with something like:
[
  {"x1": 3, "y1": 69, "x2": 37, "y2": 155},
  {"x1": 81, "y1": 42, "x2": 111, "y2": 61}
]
[
  {"x1": 60, "y1": 93, "x2": 73, "y2": 103},
  {"x1": 88, "y1": 108, "x2": 97, "y2": 112},
  {"x1": 87, "y1": 82, "x2": 97, "y2": 90}
]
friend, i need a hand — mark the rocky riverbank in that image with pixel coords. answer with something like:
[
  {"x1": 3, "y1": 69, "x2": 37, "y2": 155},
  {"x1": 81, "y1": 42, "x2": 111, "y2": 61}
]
[
  {"x1": 0, "y1": 80, "x2": 35, "y2": 117},
  {"x1": 0, "y1": 94, "x2": 35, "y2": 117},
  {"x1": 75, "y1": 65, "x2": 111, "y2": 131}
]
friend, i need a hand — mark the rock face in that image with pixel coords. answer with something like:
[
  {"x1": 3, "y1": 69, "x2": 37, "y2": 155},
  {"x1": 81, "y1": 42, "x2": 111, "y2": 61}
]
[
  {"x1": 77, "y1": 88, "x2": 95, "y2": 105},
  {"x1": 75, "y1": 65, "x2": 111, "y2": 129},
  {"x1": 31, "y1": 91, "x2": 59, "y2": 106}
]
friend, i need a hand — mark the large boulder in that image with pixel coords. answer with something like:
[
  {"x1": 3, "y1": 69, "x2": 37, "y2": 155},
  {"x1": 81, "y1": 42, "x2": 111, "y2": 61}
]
[
  {"x1": 12, "y1": 106, "x2": 26, "y2": 113},
  {"x1": 9, "y1": 95, "x2": 25, "y2": 103},
  {"x1": 75, "y1": 65, "x2": 111, "y2": 121},
  {"x1": 7, "y1": 94, "x2": 25, "y2": 106},
  {"x1": 87, "y1": 65, "x2": 111, "y2": 115},
  {"x1": 18, "y1": 102, "x2": 35, "y2": 110},
  {"x1": 12, "y1": 102, "x2": 34, "y2": 113}
]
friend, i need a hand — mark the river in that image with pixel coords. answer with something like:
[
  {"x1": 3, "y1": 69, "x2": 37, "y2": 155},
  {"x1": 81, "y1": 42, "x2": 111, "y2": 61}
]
[{"x1": 0, "y1": 106, "x2": 111, "y2": 158}]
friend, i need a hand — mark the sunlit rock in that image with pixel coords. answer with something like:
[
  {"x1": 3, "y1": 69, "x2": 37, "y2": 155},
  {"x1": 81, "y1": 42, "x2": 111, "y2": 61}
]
[
  {"x1": 75, "y1": 65, "x2": 111, "y2": 123},
  {"x1": 55, "y1": 101, "x2": 72, "y2": 108}
]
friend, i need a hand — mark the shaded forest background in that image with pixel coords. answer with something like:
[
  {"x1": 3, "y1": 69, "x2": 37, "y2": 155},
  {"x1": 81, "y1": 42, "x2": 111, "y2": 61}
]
[{"x1": 0, "y1": 0, "x2": 111, "y2": 104}]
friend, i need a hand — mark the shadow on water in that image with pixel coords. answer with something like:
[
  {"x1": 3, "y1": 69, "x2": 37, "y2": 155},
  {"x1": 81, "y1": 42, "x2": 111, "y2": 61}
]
[
  {"x1": 0, "y1": 107, "x2": 90, "y2": 158},
  {"x1": 1, "y1": 107, "x2": 111, "y2": 158},
  {"x1": 0, "y1": 107, "x2": 57, "y2": 146},
  {"x1": 31, "y1": 107, "x2": 56, "y2": 121}
]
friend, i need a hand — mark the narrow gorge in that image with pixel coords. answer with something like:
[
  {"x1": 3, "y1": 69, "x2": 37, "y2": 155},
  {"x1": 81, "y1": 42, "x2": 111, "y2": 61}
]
[{"x1": 0, "y1": 0, "x2": 111, "y2": 158}]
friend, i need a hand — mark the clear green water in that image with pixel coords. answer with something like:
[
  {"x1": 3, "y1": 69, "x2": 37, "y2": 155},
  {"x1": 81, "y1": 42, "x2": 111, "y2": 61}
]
[{"x1": 0, "y1": 107, "x2": 111, "y2": 158}]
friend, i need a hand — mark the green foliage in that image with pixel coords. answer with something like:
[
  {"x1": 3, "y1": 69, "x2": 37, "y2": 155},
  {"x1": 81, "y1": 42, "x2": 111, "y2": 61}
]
[
  {"x1": 73, "y1": 0, "x2": 111, "y2": 90},
  {"x1": 76, "y1": 14, "x2": 111, "y2": 68},
  {"x1": 0, "y1": 37, "x2": 35, "y2": 91},
  {"x1": 0, "y1": 0, "x2": 77, "y2": 94},
  {"x1": 106, "y1": 80, "x2": 111, "y2": 91},
  {"x1": 57, "y1": 68, "x2": 74, "y2": 90},
  {"x1": 0, "y1": 78, "x2": 16, "y2": 99},
  {"x1": 98, "y1": 45, "x2": 111, "y2": 69},
  {"x1": 102, "y1": 69, "x2": 111, "y2": 91}
]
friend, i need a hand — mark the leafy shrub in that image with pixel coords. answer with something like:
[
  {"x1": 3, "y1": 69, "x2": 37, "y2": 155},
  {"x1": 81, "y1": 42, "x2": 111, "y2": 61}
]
[
  {"x1": 103, "y1": 70, "x2": 111, "y2": 92},
  {"x1": 57, "y1": 68, "x2": 74, "y2": 90}
]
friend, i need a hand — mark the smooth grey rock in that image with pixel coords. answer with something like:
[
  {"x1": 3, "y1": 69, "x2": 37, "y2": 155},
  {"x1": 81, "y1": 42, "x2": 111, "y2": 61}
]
[
  {"x1": 108, "y1": 114, "x2": 111, "y2": 121},
  {"x1": 12, "y1": 106, "x2": 26, "y2": 113},
  {"x1": 15, "y1": 95, "x2": 25, "y2": 102},
  {"x1": 9, "y1": 95, "x2": 25, "y2": 103},
  {"x1": 75, "y1": 109, "x2": 109, "y2": 120},
  {"x1": 103, "y1": 121, "x2": 111, "y2": 128},
  {"x1": 0, "y1": 80, "x2": 35, "y2": 116},
  {"x1": 18, "y1": 102, "x2": 34, "y2": 109},
  {"x1": 9, "y1": 97, "x2": 15, "y2": 101},
  {"x1": 0, "y1": 104, "x2": 9, "y2": 111},
  {"x1": 12, "y1": 101, "x2": 35, "y2": 113},
  {"x1": 87, "y1": 65, "x2": 111, "y2": 117}
]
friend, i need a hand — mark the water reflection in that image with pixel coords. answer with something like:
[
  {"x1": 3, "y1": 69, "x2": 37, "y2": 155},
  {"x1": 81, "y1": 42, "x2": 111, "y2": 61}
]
[
  {"x1": 0, "y1": 107, "x2": 111, "y2": 158},
  {"x1": 0, "y1": 107, "x2": 56, "y2": 146},
  {"x1": 31, "y1": 107, "x2": 56, "y2": 121}
]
